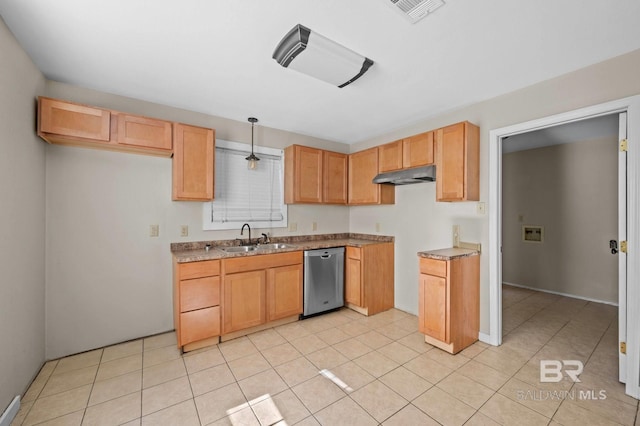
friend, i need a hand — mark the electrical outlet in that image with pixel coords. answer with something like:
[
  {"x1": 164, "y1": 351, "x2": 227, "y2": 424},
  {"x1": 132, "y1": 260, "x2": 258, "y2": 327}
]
[
  {"x1": 180, "y1": 225, "x2": 189, "y2": 237},
  {"x1": 452, "y1": 225, "x2": 460, "y2": 247},
  {"x1": 149, "y1": 225, "x2": 159, "y2": 237},
  {"x1": 477, "y1": 202, "x2": 486, "y2": 215},
  {"x1": 518, "y1": 214, "x2": 524, "y2": 222},
  {"x1": 289, "y1": 222, "x2": 297, "y2": 232},
  {"x1": 312, "y1": 222, "x2": 317, "y2": 231},
  {"x1": 376, "y1": 222, "x2": 381, "y2": 232}
]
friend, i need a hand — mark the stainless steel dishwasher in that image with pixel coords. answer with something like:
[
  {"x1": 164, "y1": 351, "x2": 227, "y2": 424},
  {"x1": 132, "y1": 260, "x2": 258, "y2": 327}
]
[{"x1": 303, "y1": 247, "x2": 345, "y2": 317}]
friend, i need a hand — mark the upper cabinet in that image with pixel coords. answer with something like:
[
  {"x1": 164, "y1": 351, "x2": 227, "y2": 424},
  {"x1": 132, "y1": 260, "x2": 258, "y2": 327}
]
[
  {"x1": 435, "y1": 122, "x2": 479, "y2": 202},
  {"x1": 348, "y1": 147, "x2": 395, "y2": 205},
  {"x1": 323, "y1": 150, "x2": 348, "y2": 204},
  {"x1": 285, "y1": 145, "x2": 347, "y2": 205},
  {"x1": 38, "y1": 97, "x2": 173, "y2": 157},
  {"x1": 172, "y1": 123, "x2": 215, "y2": 201},
  {"x1": 116, "y1": 113, "x2": 172, "y2": 152},
  {"x1": 403, "y1": 131, "x2": 434, "y2": 168},
  {"x1": 378, "y1": 131, "x2": 434, "y2": 173}
]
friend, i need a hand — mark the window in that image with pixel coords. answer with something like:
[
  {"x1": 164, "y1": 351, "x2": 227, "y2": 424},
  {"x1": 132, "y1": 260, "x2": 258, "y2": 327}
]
[{"x1": 202, "y1": 140, "x2": 287, "y2": 230}]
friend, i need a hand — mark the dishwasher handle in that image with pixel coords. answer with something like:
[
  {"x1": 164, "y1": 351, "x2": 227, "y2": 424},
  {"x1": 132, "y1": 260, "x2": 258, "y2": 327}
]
[{"x1": 320, "y1": 254, "x2": 332, "y2": 259}]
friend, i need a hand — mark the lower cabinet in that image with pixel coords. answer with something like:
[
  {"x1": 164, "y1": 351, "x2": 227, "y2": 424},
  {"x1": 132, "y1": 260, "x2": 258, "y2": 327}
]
[
  {"x1": 418, "y1": 254, "x2": 479, "y2": 354},
  {"x1": 222, "y1": 251, "x2": 303, "y2": 336},
  {"x1": 173, "y1": 259, "x2": 221, "y2": 351},
  {"x1": 344, "y1": 243, "x2": 394, "y2": 316}
]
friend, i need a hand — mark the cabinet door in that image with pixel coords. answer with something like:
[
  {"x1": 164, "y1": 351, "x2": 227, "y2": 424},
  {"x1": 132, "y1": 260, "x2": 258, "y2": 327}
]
[
  {"x1": 436, "y1": 122, "x2": 479, "y2": 201},
  {"x1": 117, "y1": 114, "x2": 172, "y2": 151},
  {"x1": 403, "y1": 131, "x2": 434, "y2": 168},
  {"x1": 172, "y1": 123, "x2": 215, "y2": 201},
  {"x1": 378, "y1": 140, "x2": 403, "y2": 172},
  {"x1": 348, "y1": 147, "x2": 379, "y2": 204},
  {"x1": 223, "y1": 270, "x2": 266, "y2": 334},
  {"x1": 295, "y1": 146, "x2": 323, "y2": 203},
  {"x1": 39, "y1": 97, "x2": 110, "y2": 141},
  {"x1": 180, "y1": 306, "x2": 220, "y2": 346},
  {"x1": 267, "y1": 264, "x2": 303, "y2": 321},
  {"x1": 323, "y1": 151, "x2": 348, "y2": 204},
  {"x1": 420, "y1": 274, "x2": 448, "y2": 342},
  {"x1": 345, "y1": 247, "x2": 362, "y2": 306}
]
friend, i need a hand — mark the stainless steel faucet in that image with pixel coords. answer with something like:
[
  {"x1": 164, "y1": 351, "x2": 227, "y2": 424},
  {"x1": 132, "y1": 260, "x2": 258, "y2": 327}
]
[{"x1": 240, "y1": 223, "x2": 252, "y2": 246}]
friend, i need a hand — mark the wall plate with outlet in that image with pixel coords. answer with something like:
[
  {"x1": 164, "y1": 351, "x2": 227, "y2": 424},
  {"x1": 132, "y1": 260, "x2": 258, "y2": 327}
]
[
  {"x1": 180, "y1": 225, "x2": 188, "y2": 237},
  {"x1": 477, "y1": 202, "x2": 486, "y2": 215},
  {"x1": 452, "y1": 225, "x2": 460, "y2": 247},
  {"x1": 149, "y1": 225, "x2": 159, "y2": 237}
]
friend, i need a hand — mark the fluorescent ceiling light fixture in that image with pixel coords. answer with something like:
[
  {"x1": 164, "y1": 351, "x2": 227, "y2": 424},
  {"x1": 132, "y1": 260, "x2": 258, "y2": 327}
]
[{"x1": 272, "y1": 24, "x2": 374, "y2": 88}]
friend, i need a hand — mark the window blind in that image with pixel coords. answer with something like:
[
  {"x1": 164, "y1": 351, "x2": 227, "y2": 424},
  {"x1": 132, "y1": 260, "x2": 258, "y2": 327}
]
[{"x1": 203, "y1": 140, "x2": 287, "y2": 230}]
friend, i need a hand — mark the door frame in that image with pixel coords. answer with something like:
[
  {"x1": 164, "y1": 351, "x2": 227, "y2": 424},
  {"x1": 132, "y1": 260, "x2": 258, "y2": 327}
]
[{"x1": 487, "y1": 95, "x2": 640, "y2": 398}]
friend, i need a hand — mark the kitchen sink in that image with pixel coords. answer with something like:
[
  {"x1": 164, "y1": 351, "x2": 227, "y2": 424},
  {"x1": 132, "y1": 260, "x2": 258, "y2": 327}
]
[
  {"x1": 221, "y1": 245, "x2": 259, "y2": 253},
  {"x1": 257, "y1": 243, "x2": 296, "y2": 250}
]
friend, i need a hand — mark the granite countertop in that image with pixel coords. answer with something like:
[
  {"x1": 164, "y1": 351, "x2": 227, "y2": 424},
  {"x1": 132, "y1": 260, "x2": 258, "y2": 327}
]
[
  {"x1": 171, "y1": 233, "x2": 394, "y2": 263},
  {"x1": 417, "y1": 247, "x2": 479, "y2": 261}
]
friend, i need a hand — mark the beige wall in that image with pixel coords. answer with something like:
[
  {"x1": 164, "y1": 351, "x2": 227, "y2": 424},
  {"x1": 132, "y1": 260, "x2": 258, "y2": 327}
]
[
  {"x1": 502, "y1": 139, "x2": 618, "y2": 303},
  {"x1": 0, "y1": 17, "x2": 46, "y2": 413},
  {"x1": 44, "y1": 81, "x2": 350, "y2": 359},
  {"x1": 350, "y1": 48, "x2": 640, "y2": 333}
]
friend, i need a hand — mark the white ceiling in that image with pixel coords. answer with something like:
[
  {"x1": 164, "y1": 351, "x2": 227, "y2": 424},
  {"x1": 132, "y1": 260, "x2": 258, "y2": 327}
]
[{"x1": 1, "y1": 0, "x2": 639, "y2": 144}]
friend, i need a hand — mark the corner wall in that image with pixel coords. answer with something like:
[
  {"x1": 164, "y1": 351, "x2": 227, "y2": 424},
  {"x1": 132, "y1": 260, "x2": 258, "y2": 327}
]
[
  {"x1": 0, "y1": 17, "x2": 46, "y2": 414},
  {"x1": 502, "y1": 139, "x2": 618, "y2": 303}
]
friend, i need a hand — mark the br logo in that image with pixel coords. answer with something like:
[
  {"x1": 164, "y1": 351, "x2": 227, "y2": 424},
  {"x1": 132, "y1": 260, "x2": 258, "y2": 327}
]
[{"x1": 540, "y1": 360, "x2": 583, "y2": 383}]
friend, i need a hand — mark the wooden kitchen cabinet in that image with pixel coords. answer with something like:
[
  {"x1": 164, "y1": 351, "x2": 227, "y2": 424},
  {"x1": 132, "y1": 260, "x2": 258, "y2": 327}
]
[
  {"x1": 116, "y1": 113, "x2": 172, "y2": 153},
  {"x1": 323, "y1": 150, "x2": 348, "y2": 204},
  {"x1": 403, "y1": 131, "x2": 434, "y2": 168},
  {"x1": 285, "y1": 145, "x2": 347, "y2": 204},
  {"x1": 173, "y1": 259, "x2": 221, "y2": 351},
  {"x1": 285, "y1": 145, "x2": 323, "y2": 203},
  {"x1": 172, "y1": 123, "x2": 215, "y2": 201},
  {"x1": 267, "y1": 263, "x2": 304, "y2": 321},
  {"x1": 222, "y1": 251, "x2": 303, "y2": 337},
  {"x1": 38, "y1": 97, "x2": 174, "y2": 157},
  {"x1": 378, "y1": 131, "x2": 434, "y2": 173},
  {"x1": 348, "y1": 147, "x2": 395, "y2": 205},
  {"x1": 38, "y1": 97, "x2": 111, "y2": 143},
  {"x1": 378, "y1": 140, "x2": 403, "y2": 172},
  {"x1": 435, "y1": 122, "x2": 479, "y2": 201},
  {"x1": 344, "y1": 243, "x2": 394, "y2": 316},
  {"x1": 418, "y1": 253, "x2": 479, "y2": 353}
]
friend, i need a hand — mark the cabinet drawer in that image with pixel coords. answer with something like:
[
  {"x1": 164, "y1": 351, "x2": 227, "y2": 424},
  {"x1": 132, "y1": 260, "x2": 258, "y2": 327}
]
[
  {"x1": 346, "y1": 246, "x2": 361, "y2": 260},
  {"x1": 179, "y1": 260, "x2": 220, "y2": 280},
  {"x1": 420, "y1": 258, "x2": 447, "y2": 277},
  {"x1": 180, "y1": 306, "x2": 220, "y2": 346},
  {"x1": 223, "y1": 251, "x2": 302, "y2": 274},
  {"x1": 180, "y1": 276, "x2": 220, "y2": 312}
]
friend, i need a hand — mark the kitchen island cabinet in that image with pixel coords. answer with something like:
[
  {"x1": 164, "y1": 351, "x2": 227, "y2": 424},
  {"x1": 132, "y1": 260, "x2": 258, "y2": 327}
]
[{"x1": 418, "y1": 249, "x2": 479, "y2": 354}]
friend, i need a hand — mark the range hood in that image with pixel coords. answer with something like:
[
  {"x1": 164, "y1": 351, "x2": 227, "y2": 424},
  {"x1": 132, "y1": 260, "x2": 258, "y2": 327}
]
[{"x1": 372, "y1": 165, "x2": 436, "y2": 185}]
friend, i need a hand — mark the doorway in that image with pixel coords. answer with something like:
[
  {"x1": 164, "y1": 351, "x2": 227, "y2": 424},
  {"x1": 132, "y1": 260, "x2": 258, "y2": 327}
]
[{"x1": 487, "y1": 96, "x2": 640, "y2": 398}]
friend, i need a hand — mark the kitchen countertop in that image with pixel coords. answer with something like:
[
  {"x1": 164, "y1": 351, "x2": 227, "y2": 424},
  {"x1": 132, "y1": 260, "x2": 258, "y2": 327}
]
[
  {"x1": 417, "y1": 247, "x2": 479, "y2": 261},
  {"x1": 171, "y1": 233, "x2": 394, "y2": 263}
]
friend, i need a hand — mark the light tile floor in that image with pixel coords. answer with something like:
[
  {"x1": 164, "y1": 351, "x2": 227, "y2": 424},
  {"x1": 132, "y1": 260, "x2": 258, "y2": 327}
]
[{"x1": 12, "y1": 285, "x2": 639, "y2": 425}]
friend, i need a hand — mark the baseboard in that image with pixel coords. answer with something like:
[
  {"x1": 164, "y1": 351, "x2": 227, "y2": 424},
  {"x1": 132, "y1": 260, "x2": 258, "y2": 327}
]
[
  {"x1": 502, "y1": 281, "x2": 618, "y2": 306},
  {"x1": 478, "y1": 332, "x2": 497, "y2": 346},
  {"x1": 0, "y1": 396, "x2": 20, "y2": 426}
]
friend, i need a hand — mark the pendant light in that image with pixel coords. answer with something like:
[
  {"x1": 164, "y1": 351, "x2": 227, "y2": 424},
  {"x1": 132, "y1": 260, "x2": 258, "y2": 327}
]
[{"x1": 246, "y1": 117, "x2": 260, "y2": 170}]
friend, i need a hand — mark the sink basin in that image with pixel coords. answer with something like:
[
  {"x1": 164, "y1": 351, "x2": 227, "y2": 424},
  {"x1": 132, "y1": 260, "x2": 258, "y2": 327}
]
[
  {"x1": 257, "y1": 243, "x2": 295, "y2": 250},
  {"x1": 221, "y1": 245, "x2": 258, "y2": 253}
]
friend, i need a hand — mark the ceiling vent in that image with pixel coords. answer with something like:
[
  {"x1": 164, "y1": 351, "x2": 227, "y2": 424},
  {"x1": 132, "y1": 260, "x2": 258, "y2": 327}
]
[{"x1": 389, "y1": 0, "x2": 445, "y2": 23}]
